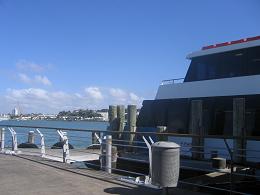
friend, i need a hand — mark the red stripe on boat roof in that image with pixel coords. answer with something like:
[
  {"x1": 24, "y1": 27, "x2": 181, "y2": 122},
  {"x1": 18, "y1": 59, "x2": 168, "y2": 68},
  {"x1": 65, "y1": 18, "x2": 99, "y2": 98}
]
[{"x1": 202, "y1": 36, "x2": 260, "y2": 50}]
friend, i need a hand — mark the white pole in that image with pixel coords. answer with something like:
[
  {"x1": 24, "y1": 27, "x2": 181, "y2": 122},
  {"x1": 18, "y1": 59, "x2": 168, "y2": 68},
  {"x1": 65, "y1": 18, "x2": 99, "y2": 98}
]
[
  {"x1": 1, "y1": 128, "x2": 5, "y2": 152},
  {"x1": 143, "y1": 136, "x2": 152, "y2": 178},
  {"x1": 57, "y1": 130, "x2": 70, "y2": 163},
  {"x1": 13, "y1": 129, "x2": 18, "y2": 152},
  {"x1": 36, "y1": 129, "x2": 45, "y2": 157},
  {"x1": 8, "y1": 128, "x2": 17, "y2": 153},
  {"x1": 63, "y1": 132, "x2": 70, "y2": 163},
  {"x1": 106, "y1": 135, "x2": 112, "y2": 173}
]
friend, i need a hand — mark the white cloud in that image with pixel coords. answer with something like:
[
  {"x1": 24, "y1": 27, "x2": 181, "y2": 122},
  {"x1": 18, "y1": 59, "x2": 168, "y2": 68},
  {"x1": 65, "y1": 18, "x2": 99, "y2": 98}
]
[
  {"x1": 130, "y1": 92, "x2": 139, "y2": 101},
  {"x1": 18, "y1": 73, "x2": 31, "y2": 83},
  {"x1": 108, "y1": 88, "x2": 144, "y2": 106},
  {"x1": 109, "y1": 88, "x2": 127, "y2": 102},
  {"x1": 7, "y1": 88, "x2": 49, "y2": 101},
  {"x1": 5, "y1": 88, "x2": 83, "y2": 113},
  {"x1": 16, "y1": 60, "x2": 45, "y2": 72},
  {"x1": 85, "y1": 87, "x2": 103, "y2": 101},
  {"x1": 35, "y1": 75, "x2": 52, "y2": 86},
  {"x1": 18, "y1": 73, "x2": 52, "y2": 86},
  {"x1": 3, "y1": 86, "x2": 144, "y2": 114},
  {"x1": 74, "y1": 93, "x2": 83, "y2": 98}
]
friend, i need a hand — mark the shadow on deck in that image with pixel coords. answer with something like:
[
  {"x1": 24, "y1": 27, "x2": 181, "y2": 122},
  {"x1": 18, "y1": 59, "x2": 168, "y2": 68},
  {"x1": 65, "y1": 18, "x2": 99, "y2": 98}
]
[{"x1": 0, "y1": 153, "x2": 208, "y2": 195}]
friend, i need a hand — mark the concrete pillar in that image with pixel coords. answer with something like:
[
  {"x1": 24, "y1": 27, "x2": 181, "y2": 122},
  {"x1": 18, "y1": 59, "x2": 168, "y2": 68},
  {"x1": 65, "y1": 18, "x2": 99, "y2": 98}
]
[
  {"x1": 127, "y1": 105, "x2": 137, "y2": 144},
  {"x1": 191, "y1": 100, "x2": 204, "y2": 160},
  {"x1": 117, "y1": 105, "x2": 125, "y2": 139},
  {"x1": 233, "y1": 98, "x2": 246, "y2": 163},
  {"x1": 157, "y1": 126, "x2": 167, "y2": 141},
  {"x1": 28, "y1": 131, "x2": 35, "y2": 144}
]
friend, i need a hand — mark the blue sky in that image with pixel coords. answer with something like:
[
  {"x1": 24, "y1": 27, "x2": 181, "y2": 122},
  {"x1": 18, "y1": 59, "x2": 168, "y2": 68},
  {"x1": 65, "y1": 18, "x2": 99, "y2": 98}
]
[{"x1": 0, "y1": 0, "x2": 259, "y2": 113}]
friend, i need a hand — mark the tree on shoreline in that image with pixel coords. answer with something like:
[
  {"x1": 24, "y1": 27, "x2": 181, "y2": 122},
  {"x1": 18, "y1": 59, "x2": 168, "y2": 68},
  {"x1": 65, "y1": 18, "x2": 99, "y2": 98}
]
[{"x1": 57, "y1": 109, "x2": 102, "y2": 119}]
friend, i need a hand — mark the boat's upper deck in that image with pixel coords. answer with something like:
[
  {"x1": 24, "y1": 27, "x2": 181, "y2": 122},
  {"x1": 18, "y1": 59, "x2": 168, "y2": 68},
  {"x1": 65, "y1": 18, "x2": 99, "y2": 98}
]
[
  {"x1": 184, "y1": 36, "x2": 260, "y2": 82},
  {"x1": 156, "y1": 36, "x2": 260, "y2": 99},
  {"x1": 187, "y1": 36, "x2": 260, "y2": 59}
]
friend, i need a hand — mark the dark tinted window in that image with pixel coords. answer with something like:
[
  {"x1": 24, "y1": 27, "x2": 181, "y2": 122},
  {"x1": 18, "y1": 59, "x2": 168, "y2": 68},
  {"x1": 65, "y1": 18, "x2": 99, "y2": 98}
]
[
  {"x1": 184, "y1": 46, "x2": 260, "y2": 82},
  {"x1": 246, "y1": 46, "x2": 260, "y2": 75}
]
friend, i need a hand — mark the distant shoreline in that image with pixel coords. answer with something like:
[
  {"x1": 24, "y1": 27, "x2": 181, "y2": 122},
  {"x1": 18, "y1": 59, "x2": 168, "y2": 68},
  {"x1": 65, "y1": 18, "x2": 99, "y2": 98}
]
[{"x1": 0, "y1": 119, "x2": 108, "y2": 123}]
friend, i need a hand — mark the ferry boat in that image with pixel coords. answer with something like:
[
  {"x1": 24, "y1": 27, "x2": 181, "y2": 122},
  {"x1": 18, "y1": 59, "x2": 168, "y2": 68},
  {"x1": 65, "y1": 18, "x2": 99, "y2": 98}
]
[{"x1": 137, "y1": 35, "x2": 260, "y2": 163}]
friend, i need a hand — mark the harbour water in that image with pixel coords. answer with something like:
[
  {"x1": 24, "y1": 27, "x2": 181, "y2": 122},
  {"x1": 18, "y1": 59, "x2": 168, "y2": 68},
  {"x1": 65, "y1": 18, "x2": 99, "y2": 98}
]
[{"x1": 0, "y1": 120, "x2": 108, "y2": 149}]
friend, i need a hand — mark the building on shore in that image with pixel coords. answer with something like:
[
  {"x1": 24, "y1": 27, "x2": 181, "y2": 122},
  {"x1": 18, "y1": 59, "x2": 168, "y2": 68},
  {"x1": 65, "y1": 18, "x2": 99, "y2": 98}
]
[
  {"x1": 12, "y1": 107, "x2": 19, "y2": 116},
  {"x1": 96, "y1": 111, "x2": 109, "y2": 121}
]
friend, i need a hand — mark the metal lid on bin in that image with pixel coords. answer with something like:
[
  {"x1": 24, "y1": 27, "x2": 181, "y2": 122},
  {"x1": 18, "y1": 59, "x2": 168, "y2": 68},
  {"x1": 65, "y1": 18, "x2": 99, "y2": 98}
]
[{"x1": 152, "y1": 141, "x2": 180, "y2": 148}]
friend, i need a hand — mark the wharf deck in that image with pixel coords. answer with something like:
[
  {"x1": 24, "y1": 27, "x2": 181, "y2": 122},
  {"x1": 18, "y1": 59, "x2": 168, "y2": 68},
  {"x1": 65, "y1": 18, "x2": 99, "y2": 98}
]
[
  {"x1": 4, "y1": 148, "x2": 100, "y2": 162},
  {"x1": 0, "y1": 154, "x2": 208, "y2": 195}
]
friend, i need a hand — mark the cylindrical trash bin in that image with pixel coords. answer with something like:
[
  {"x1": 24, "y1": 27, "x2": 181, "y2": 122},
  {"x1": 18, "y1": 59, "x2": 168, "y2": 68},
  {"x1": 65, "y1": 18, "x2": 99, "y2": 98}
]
[{"x1": 151, "y1": 141, "x2": 180, "y2": 188}]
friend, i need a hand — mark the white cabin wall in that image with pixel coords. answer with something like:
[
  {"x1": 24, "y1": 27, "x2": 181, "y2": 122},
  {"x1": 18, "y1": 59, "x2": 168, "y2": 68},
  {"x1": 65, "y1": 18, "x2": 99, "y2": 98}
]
[{"x1": 156, "y1": 75, "x2": 260, "y2": 100}]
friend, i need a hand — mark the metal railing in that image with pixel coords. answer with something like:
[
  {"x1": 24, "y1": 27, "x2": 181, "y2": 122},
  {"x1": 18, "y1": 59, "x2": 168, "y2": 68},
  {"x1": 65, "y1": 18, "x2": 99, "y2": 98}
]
[
  {"x1": 160, "y1": 78, "x2": 185, "y2": 85},
  {"x1": 0, "y1": 124, "x2": 260, "y2": 195}
]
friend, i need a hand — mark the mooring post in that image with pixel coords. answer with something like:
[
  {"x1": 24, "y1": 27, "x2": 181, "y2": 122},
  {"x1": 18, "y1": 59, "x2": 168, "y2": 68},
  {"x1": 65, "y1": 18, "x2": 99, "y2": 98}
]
[
  {"x1": 233, "y1": 98, "x2": 245, "y2": 163},
  {"x1": 109, "y1": 105, "x2": 117, "y2": 123},
  {"x1": 108, "y1": 105, "x2": 117, "y2": 131},
  {"x1": 106, "y1": 135, "x2": 112, "y2": 173},
  {"x1": 127, "y1": 105, "x2": 137, "y2": 145},
  {"x1": 117, "y1": 105, "x2": 125, "y2": 139},
  {"x1": 191, "y1": 100, "x2": 204, "y2": 160},
  {"x1": 1, "y1": 128, "x2": 5, "y2": 152},
  {"x1": 28, "y1": 131, "x2": 35, "y2": 144}
]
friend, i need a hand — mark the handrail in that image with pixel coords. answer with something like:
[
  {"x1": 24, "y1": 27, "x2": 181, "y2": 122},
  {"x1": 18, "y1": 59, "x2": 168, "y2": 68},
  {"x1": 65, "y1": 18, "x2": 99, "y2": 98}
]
[
  {"x1": 161, "y1": 78, "x2": 185, "y2": 85},
  {"x1": 1, "y1": 124, "x2": 260, "y2": 141}
]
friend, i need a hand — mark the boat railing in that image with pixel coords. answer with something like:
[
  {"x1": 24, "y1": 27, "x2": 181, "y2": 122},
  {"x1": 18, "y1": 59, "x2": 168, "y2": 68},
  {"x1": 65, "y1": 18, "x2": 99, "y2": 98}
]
[
  {"x1": 160, "y1": 78, "x2": 185, "y2": 85},
  {"x1": 0, "y1": 124, "x2": 259, "y2": 195}
]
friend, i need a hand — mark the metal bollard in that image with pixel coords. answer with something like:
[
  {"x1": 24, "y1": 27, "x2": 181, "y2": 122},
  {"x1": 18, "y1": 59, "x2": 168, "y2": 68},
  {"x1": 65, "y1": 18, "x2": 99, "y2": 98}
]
[
  {"x1": 28, "y1": 131, "x2": 35, "y2": 144},
  {"x1": 1, "y1": 128, "x2": 5, "y2": 152},
  {"x1": 106, "y1": 135, "x2": 112, "y2": 173}
]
